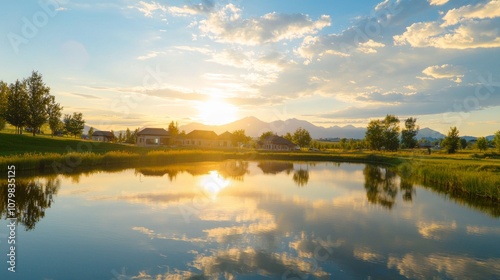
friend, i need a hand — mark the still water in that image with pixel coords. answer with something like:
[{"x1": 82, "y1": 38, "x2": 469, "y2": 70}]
[{"x1": 1, "y1": 161, "x2": 499, "y2": 279}]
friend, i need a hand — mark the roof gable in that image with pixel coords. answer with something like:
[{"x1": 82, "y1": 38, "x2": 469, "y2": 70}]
[{"x1": 137, "y1": 128, "x2": 170, "y2": 136}]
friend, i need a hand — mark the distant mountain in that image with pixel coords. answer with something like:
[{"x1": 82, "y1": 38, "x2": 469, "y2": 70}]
[
  {"x1": 416, "y1": 127, "x2": 446, "y2": 140},
  {"x1": 179, "y1": 116, "x2": 366, "y2": 139}
]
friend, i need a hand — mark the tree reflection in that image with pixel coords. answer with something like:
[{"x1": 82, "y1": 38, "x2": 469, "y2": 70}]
[
  {"x1": 400, "y1": 177, "x2": 415, "y2": 202},
  {"x1": 363, "y1": 165, "x2": 398, "y2": 209},
  {"x1": 293, "y1": 169, "x2": 309, "y2": 187},
  {"x1": 0, "y1": 178, "x2": 60, "y2": 230}
]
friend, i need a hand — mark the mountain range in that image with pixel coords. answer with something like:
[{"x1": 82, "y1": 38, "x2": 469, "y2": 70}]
[{"x1": 178, "y1": 116, "x2": 447, "y2": 140}]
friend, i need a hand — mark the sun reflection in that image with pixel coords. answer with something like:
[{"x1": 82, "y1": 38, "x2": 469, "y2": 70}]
[{"x1": 200, "y1": 171, "x2": 230, "y2": 199}]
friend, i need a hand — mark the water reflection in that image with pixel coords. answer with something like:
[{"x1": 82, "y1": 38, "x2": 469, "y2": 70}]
[
  {"x1": 1, "y1": 161, "x2": 499, "y2": 280},
  {"x1": 0, "y1": 177, "x2": 60, "y2": 230}
]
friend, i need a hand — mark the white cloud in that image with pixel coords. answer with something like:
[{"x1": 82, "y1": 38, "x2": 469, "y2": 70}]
[
  {"x1": 136, "y1": 51, "x2": 164, "y2": 60},
  {"x1": 394, "y1": 18, "x2": 500, "y2": 49},
  {"x1": 422, "y1": 64, "x2": 465, "y2": 83},
  {"x1": 357, "y1": 39, "x2": 386, "y2": 54},
  {"x1": 428, "y1": 0, "x2": 449, "y2": 6},
  {"x1": 129, "y1": 1, "x2": 166, "y2": 17},
  {"x1": 199, "y1": 4, "x2": 331, "y2": 45},
  {"x1": 442, "y1": 0, "x2": 500, "y2": 26}
]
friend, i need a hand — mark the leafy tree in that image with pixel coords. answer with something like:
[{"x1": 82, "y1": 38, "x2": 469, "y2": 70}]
[
  {"x1": 339, "y1": 138, "x2": 347, "y2": 150},
  {"x1": 383, "y1": 114, "x2": 400, "y2": 151},
  {"x1": 125, "y1": 128, "x2": 132, "y2": 143},
  {"x1": 259, "y1": 131, "x2": 274, "y2": 141},
  {"x1": 5, "y1": 80, "x2": 29, "y2": 134},
  {"x1": 476, "y1": 137, "x2": 488, "y2": 152},
  {"x1": 460, "y1": 138, "x2": 467, "y2": 149},
  {"x1": 64, "y1": 112, "x2": 85, "y2": 138},
  {"x1": 0, "y1": 81, "x2": 8, "y2": 130},
  {"x1": 441, "y1": 127, "x2": 460, "y2": 154},
  {"x1": 88, "y1": 127, "x2": 95, "y2": 139},
  {"x1": 401, "y1": 117, "x2": 418, "y2": 149},
  {"x1": 293, "y1": 127, "x2": 312, "y2": 148},
  {"x1": 110, "y1": 130, "x2": 116, "y2": 143},
  {"x1": 494, "y1": 131, "x2": 500, "y2": 152},
  {"x1": 25, "y1": 71, "x2": 51, "y2": 136},
  {"x1": 46, "y1": 95, "x2": 63, "y2": 136},
  {"x1": 231, "y1": 129, "x2": 251, "y2": 146},
  {"x1": 168, "y1": 121, "x2": 179, "y2": 137},
  {"x1": 117, "y1": 131, "x2": 123, "y2": 143},
  {"x1": 348, "y1": 138, "x2": 355, "y2": 150},
  {"x1": 284, "y1": 132, "x2": 293, "y2": 142},
  {"x1": 365, "y1": 120, "x2": 384, "y2": 150}
]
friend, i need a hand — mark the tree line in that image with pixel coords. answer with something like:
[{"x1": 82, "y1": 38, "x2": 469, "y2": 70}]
[{"x1": 0, "y1": 71, "x2": 85, "y2": 138}]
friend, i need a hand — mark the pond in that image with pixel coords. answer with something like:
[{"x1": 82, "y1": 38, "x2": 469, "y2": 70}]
[{"x1": 1, "y1": 161, "x2": 499, "y2": 279}]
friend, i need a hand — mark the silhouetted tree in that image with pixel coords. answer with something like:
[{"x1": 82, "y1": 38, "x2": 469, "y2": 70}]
[
  {"x1": 25, "y1": 71, "x2": 51, "y2": 136},
  {"x1": 401, "y1": 117, "x2": 418, "y2": 149}
]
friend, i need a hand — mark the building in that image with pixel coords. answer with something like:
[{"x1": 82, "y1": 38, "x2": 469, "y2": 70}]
[
  {"x1": 181, "y1": 130, "x2": 234, "y2": 148},
  {"x1": 136, "y1": 128, "x2": 170, "y2": 147},
  {"x1": 92, "y1": 131, "x2": 115, "y2": 142},
  {"x1": 258, "y1": 135, "x2": 297, "y2": 151}
]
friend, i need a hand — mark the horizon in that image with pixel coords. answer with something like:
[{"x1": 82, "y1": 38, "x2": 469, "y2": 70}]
[{"x1": 1, "y1": 0, "x2": 499, "y2": 136}]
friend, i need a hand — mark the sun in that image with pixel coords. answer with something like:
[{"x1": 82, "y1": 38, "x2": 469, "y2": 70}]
[{"x1": 197, "y1": 98, "x2": 238, "y2": 125}]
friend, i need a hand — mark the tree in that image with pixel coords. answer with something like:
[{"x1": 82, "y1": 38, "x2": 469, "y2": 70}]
[
  {"x1": 401, "y1": 117, "x2": 419, "y2": 149},
  {"x1": 231, "y1": 129, "x2": 251, "y2": 146},
  {"x1": 476, "y1": 137, "x2": 488, "y2": 152},
  {"x1": 383, "y1": 114, "x2": 400, "y2": 151},
  {"x1": 168, "y1": 121, "x2": 179, "y2": 137},
  {"x1": 0, "y1": 81, "x2": 8, "y2": 130},
  {"x1": 442, "y1": 127, "x2": 460, "y2": 154},
  {"x1": 339, "y1": 138, "x2": 347, "y2": 150},
  {"x1": 117, "y1": 131, "x2": 123, "y2": 143},
  {"x1": 365, "y1": 120, "x2": 384, "y2": 150},
  {"x1": 259, "y1": 131, "x2": 274, "y2": 141},
  {"x1": 460, "y1": 138, "x2": 467, "y2": 149},
  {"x1": 125, "y1": 128, "x2": 132, "y2": 143},
  {"x1": 64, "y1": 112, "x2": 85, "y2": 138},
  {"x1": 88, "y1": 127, "x2": 95, "y2": 139},
  {"x1": 25, "y1": 71, "x2": 51, "y2": 136},
  {"x1": 293, "y1": 127, "x2": 312, "y2": 148},
  {"x1": 5, "y1": 80, "x2": 29, "y2": 134},
  {"x1": 46, "y1": 95, "x2": 63, "y2": 136},
  {"x1": 284, "y1": 132, "x2": 293, "y2": 142},
  {"x1": 494, "y1": 131, "x2": 500, "y2": 152}
]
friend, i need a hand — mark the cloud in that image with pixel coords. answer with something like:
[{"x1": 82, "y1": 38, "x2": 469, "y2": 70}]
[
  {"x1": 199, "y1": 4, "x2": 331, "y2": 45},
  {"x1": 357, "y1": 39, "x2": 386, "y2": 54},
  {"x1": 167, "y1": 0, "x2": 215, "y2": 16},
  {"x1": 421, "y1": 64, "x2": 465, "y2": 82},
  {"x1": 394, "y1": 1, "x2": 500, "y2": 49},
  {"x1": 442, "y1": 0, "x2": 500, "y2": 26},
  {"x1": 136, "y1": 50, "x2": 164, "y2": 60},
  {"x1": 428, "y1": 0, "x2": 449, "y2": 6},
  {"x1": 129, "y1": 1, "x2": 166, "y2": 17},
  {"x1": 68, "y1": 92, "x2": 101, "y2": 99}
]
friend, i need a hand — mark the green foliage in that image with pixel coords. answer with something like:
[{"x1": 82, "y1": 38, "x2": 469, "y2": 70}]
[
  {"x1": 494, "y1": 131, "x2": 500, "y2": 152},
  {"x1": 168, "y1": 121, "x2": 179, "y2": 138},
  {"x1": 259, "y1": 131, "x2": 274, "y2": 141},
  {"x1": 460, "y1": 138, "x2": 467, "y2": 149},
  {"x1": 476, "y1": 137, "x2": 488, "y2": 152},
  {"x1": 25, "y1": 71, "x2": 51, "y2": 136},
  {"x1": 293, "y1": 127, "x2": 312, "y2": 148},
  {"x1": 365, "y1": 120, "x2": 384, "y2": 150},
  {"x1": 442, "y1": 127, "x2": 460, "y2": 154},
  {"x1": 63, "y1": 112, "x2": 85, "y2": 138},
  {"x1": 88, "y1": 127, "x2": 95, "y2": 138},
  {"x1": 284, "y1": 132, "x2": 293, "y2": 142},
  {"x1": 383, "y1": 115, "x2": 400, "y2": 151},
  {"x1": 401, "y1": 117, "x2": 418, "y2": 148},
  {"x1": 231, "y1": 129, "x2": 251, "y2": 146},
  {"x1": 46, "y1": 95, "x2": 63, "y2": 136},
  {"x1": 0, "y1": 81, "x2": 8, "y2": 130},
  {"x1": 5, "y1": 80, "x2": 29, "y2": 134}
]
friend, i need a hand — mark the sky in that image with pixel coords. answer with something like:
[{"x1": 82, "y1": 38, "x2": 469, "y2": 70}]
[{"x1": 1, "y1": 0, "x2": 499, "y2": 136}]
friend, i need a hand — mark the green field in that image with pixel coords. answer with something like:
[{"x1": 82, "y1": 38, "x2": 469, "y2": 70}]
[{"x1": 1, "y1": 130, "x2": 499, "y2": 201}]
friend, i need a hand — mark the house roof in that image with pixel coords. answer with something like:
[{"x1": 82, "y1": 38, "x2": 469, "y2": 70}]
[
  {"x1": 218, "y1": 131, "x2": 233, "y2": 140},
  {"x1": 185, "y1": 130, "x2": 218, "y2": 140},
  {"x1": 261, "y1": 135, "x2": 295, "y2": 146},
  {"x1": 92, "y1": 131, "x2": 114, "y2": 138},
  {"x1": 137, "y1": 128, "x2": 170, "y2": 136}
]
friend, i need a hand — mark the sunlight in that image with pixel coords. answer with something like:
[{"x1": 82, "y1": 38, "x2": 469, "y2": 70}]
[
  {"x1": 196, "y1": 98, "x2": 238, "y2": 125},
  {"x1": 200, "y1": 171, "x2": 230, "y2": 199}
]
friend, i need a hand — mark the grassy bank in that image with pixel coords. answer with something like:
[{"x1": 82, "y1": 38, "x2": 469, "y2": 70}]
[{"x1": 1, "y1": 132, "x2": 499, "y2": 201}]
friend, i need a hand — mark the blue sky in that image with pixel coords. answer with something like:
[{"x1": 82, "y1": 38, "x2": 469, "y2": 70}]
[{"x1": 1, "y1": 0, "x2": 499, "y2": 136}]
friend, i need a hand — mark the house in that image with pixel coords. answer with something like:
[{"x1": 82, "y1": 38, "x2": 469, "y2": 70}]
[
  {"x1": 136, "y1": 128, "x2": 170, "y2": 147},
  {"x1": 181, "y1": 130, "x2": 234, "y2": 148},
  {"x1": 92, "y1": 131, "x2": 115, "y2": 142},
  {"x1": 258, "y1": 135, "x2": 297, "y2": 151}
]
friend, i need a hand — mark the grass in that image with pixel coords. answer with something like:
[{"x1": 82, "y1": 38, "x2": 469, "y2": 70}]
[{"x1": 1, "y1": 131, "x2": 499, "y2": 202}]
